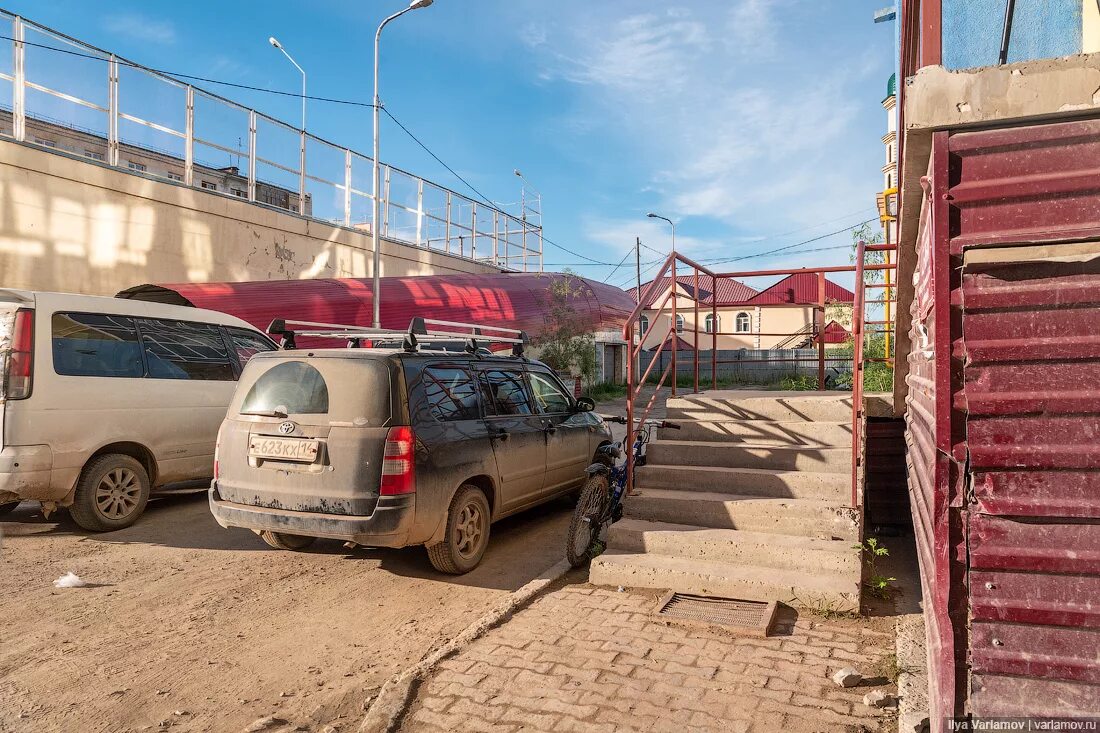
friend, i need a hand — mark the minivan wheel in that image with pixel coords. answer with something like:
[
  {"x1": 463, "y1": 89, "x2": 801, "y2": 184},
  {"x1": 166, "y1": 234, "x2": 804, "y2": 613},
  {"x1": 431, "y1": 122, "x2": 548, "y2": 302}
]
[
  {"x1": 259, "y1": 530, "x2": 317, "y2": 551},
  {"x1": 70, "y1": 454, "x2": 151, "y2": 532},
  {"x1": 427, "y1": 484, "x2": 491, "y2": 575}
]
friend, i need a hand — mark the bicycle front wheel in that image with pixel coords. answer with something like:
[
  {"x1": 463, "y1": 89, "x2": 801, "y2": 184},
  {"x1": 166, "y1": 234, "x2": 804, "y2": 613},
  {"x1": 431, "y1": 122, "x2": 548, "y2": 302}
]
[{"x1": 566, "y1": 475, "x2": 610, "y2": 568}]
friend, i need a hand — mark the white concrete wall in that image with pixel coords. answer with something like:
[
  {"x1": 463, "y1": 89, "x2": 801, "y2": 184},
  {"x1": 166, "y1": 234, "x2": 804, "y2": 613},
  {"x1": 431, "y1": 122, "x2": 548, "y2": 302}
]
[{"x1": 0, "y1": 141, "x2": 500, "y2": 296}]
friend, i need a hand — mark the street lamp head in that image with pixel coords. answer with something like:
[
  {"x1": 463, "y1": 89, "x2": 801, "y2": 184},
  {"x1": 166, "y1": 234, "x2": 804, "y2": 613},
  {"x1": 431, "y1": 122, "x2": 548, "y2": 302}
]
[
  {"x1": 514, "y1": 168, "x2": 523, "y2": 178},
  {"x1": 409, "y1": 0, "x2": 433, "y2": 8},
  {"x1": 646, "y1": 213, "x2": 659, "y2": 218},
  {"x1": 268, "y1": 36, "x2": 282, "y2": 49}
]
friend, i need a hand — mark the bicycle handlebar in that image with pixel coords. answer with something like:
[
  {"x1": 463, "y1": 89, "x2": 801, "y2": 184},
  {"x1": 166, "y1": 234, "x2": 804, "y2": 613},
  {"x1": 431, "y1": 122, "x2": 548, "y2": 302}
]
[{"x1": 597, "y1": 415, "x2": 680, "y2": 430}]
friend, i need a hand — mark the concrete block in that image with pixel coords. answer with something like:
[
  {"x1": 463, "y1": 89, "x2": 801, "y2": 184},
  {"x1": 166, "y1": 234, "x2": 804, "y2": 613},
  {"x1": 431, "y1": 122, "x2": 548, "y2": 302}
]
[
  {"x1": 660, "y1": 419, "x2": 852, "y2": 447},
  {"x1": 635, "y1": 464, "x2": 849, "y2": 502},
  {"x1": 647, "y1": 440, "x2": 850, "y2": 473}
]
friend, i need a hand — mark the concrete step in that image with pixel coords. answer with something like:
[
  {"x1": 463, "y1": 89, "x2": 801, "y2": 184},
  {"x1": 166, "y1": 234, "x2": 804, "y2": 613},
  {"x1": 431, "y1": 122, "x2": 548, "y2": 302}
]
[
  {"x1": 647, "y1": 440, "x2": 850, "y2": 473},
  {"x1": 607, "y1": 518, "x2": 859, "y2": 576},
  {"x1": 666, "y1": 395, "x2": 853, "y2": 423},
  {"x1": 623, "y1": 488, "x2": 860, "y2": 541},
  {"x1": 659, "y1": 420, "x2": 852, "y2": 447},
  {"x1": 589, "y1": 551, "x2": 860, "y2": 612},
  {"x1": 636, "y1": 464, "x2": 850, "y2": 502}
]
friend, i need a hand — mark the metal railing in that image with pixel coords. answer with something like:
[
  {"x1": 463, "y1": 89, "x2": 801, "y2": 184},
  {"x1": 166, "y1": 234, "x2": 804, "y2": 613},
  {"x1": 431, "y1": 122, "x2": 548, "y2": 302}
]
[
  {"x1": 622, "y1": 251, "x2": 897, "y2": 507},
  {"x1": 0, "y1": 11, "x2": 542, "y2": 272}
]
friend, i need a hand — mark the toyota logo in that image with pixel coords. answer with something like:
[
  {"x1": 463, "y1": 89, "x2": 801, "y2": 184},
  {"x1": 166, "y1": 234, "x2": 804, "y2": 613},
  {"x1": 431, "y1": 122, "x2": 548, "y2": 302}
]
[{"x1": 278, "y1": 421, "x2": 296, "y2": 435}]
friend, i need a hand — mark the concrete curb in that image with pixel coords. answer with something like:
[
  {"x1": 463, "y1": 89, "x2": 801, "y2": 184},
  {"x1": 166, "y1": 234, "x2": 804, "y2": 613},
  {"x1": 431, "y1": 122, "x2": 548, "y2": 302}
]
[
  {"x1": 895, "y1": 613, "x2": 930, "y2": 733},
  {"x1": 357, "y1": 559, "x2": 572, "y2": 733}
]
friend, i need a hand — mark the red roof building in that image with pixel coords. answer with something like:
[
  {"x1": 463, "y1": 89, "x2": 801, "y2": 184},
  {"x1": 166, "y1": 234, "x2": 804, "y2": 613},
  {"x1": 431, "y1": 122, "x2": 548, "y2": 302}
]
[{"x1": 745, "y1": 273, "x2": 856, "y2": 305}]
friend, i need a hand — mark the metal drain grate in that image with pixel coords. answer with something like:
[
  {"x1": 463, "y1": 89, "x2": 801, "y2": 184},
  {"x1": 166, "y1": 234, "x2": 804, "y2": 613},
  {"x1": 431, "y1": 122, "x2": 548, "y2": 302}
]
[{"x1": 654, "y1": 592, "x2": 778, "y2": 637}]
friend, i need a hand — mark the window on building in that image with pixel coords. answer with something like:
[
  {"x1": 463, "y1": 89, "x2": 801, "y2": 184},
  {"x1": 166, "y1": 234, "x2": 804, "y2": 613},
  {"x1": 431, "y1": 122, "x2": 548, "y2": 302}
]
[
  {"x1": 705, "y1": 314, "x2": 720, "y2": 334},
  {"x1": 231, "y1": 188, "x2": 246, "y2": 198},
  {"x1": 84, "y1": 149, "x2": 105, "y2": 161},
  {"x1": 136, "y1": 319, "x2": 236, "y2": 381},
  {"x1": 528, "y1": 371, "x2": 572, "y2": 414},
  {"x1": 34, "y1": 137, "x2": 57, "y2": 148},
  {"x1": 479, "y1": 369, "x2": 533, "y2": 416},
  {"x1": 675, "y1": 315, "x2": 684, "y2": 334},
  {"x1": 422, "y1": 367, "x2": 480, "y2": 422},
  {"x1": 639, "y1": 315, "x2": 649, "y2": 335},
  {"x1": 166, "y1": 172, "x2": 183, "y2": 182},
  {"x1": 201, "y1": 181, "x2": 217, "y2": 191},
  {"x1": 127, "y1": 161, "x2": 146, "y2": 172},
  {"x1": 52, "y1": 313, "x2": 144, "y2": 378},
  {"x1": 735, "y1": 312, "x2": 751, "y2": 333}
]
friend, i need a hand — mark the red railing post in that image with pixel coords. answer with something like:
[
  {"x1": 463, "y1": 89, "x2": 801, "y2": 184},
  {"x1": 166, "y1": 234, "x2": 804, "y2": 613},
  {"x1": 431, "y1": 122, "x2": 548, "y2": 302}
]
[
  {"x1": 850, "y1": 240, "x2": 868, "y2": 509},
  {"x1": 711, "y1": 273, "x2": 718, "y2": 390},
  {"x1": 693, "y1": 267, "x2": 700, "y2": 394},
  {"x1": 670, "y1": 257, "x2": 678, "y2": 397},
  {"x1": 816, "y1": 271, "x2": 826, "y2": 391}
]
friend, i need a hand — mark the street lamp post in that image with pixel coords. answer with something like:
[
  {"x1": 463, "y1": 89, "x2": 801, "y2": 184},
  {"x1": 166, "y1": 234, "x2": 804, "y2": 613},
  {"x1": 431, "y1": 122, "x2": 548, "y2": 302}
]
[
  {"x1": 646, "y1": 212, "x2": 676, "y2": 252},
  {"x1": 372, "y1": 0, "x2": 433, "y2": 328},
  {"x1": 514, "y1": 168, "x2": 542, "y2": 272},
  {"x1": 269, "y1": 36, "x2": 307, "y2": 215}
]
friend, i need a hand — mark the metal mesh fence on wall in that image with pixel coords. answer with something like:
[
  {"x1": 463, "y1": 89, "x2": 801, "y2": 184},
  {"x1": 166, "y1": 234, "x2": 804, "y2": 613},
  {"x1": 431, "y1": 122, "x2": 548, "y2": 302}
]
[{"x1": 640, "y1": 348, "x2": 853, "y2": 384}]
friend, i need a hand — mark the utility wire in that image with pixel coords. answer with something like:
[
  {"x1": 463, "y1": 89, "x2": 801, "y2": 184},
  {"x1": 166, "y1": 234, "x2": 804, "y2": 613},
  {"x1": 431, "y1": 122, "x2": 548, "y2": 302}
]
[{"x1": 601, "y1": 249, "x2": 635, "y2": 283}]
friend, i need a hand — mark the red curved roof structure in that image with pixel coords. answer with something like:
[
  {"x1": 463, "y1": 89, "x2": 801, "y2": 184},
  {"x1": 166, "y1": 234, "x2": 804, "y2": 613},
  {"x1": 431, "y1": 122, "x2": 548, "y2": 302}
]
[{"x1": 117, "y1": 273, "x2": 636, "y2": 342}]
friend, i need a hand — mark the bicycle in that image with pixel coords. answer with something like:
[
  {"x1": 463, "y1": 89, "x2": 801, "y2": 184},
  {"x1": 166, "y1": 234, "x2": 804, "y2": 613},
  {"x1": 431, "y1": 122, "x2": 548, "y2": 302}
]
[{"x1": 565, "y1": 415, "x2": 681, "y2": 567}]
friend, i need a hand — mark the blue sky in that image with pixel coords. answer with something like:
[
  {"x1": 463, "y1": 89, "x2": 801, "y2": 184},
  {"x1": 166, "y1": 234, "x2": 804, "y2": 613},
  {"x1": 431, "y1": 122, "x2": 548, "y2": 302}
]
[{"x1": 5, "y1": 1, "x2": 895, "y2": 290}]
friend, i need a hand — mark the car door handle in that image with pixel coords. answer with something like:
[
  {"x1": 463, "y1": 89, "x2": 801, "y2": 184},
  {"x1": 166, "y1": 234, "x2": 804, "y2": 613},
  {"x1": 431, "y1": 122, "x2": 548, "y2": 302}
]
[{"x1": 490, "y1": 428, "x2": 509, "y2": 442}]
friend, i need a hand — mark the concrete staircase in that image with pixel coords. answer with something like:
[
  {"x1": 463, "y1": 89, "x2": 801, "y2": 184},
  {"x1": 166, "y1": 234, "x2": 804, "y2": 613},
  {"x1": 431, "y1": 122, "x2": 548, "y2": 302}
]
[{"x1": 590, "y1": 392, "x2": 863, "y2": 612}]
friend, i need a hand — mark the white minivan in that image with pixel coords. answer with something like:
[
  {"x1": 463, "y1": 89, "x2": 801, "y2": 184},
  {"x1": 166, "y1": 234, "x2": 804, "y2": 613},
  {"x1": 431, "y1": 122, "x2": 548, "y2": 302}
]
[{"x1": 0, "y1": 290, "x2": 277, "y2": 531}]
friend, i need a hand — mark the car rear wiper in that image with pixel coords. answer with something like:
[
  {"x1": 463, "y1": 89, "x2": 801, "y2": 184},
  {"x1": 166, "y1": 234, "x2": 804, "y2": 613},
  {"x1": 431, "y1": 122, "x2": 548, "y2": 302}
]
[{"x1": 240, "y1": 409, "x2": 288, "y2": 418}]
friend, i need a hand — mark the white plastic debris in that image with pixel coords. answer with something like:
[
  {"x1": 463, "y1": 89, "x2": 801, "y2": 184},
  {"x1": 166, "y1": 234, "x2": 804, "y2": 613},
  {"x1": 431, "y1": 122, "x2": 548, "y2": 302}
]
[
  {"x1": 831, "y1": 667, "x2": 863, "y2": 688},
  {"x1": 864, "y1": 690, "x2": 897, "y2": 709},
  {"x1": 53, "y1": 572, "x2": 88, "y2": 588}
]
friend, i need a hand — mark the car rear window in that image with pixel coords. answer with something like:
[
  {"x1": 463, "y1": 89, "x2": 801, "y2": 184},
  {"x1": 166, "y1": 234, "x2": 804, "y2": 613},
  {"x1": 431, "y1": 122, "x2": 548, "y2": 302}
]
[
  {"x1": 241, "y1": 361, "x2": 329, "y2": 415},
  {"x1": 423, "y1": 367, "x2": 480, "y2": 421},
  {"x1": 52, "y1": 313, "x2": 144, "y2": 378},
  {"x1": 236, "y1": 357, "x2": 392, "y2": 424}
]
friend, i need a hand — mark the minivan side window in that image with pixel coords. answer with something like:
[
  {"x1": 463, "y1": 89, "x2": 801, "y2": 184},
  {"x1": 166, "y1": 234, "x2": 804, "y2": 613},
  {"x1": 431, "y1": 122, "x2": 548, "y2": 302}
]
[
  {"x1": 52, "y1": 313, "x2": 144, "y2": 378},
  {"x1": 137, "y1": 319, "x2": 236, "y2": 381},
  {"x1": 529, "y1": 371, "x2": 573, "y2": 414},
  {"x1": 480, "y1": 369, "x2": 533, "y2": 416},
  {"x1": 241, "y1": 361, "x2": 329, "y2": 415},
  {"x1": 225, "y1": 326, "x2": 277, "y2": 370},
  {"x1": 423, "y1": 367, "x2": 480, "y2": 421}
]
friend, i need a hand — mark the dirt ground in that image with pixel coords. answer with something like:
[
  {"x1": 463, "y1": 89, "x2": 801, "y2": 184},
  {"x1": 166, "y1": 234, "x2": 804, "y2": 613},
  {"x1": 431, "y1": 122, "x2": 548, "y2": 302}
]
[{"x1": 0, "y1": 491, "x2": 572, "y2": 733}]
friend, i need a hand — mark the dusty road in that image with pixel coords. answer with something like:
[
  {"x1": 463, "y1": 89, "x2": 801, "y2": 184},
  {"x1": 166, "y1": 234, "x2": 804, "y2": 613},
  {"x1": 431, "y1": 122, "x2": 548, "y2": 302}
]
[{"x1": 0, "y1": 492, "x2": 572, "y2": 733}]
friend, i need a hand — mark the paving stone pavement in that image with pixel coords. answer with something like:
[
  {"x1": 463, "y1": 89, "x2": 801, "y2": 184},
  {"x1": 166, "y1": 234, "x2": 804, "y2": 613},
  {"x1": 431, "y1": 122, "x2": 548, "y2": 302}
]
[{"x1": 399, "y1": 579, "x2": 898, "y2": 732}]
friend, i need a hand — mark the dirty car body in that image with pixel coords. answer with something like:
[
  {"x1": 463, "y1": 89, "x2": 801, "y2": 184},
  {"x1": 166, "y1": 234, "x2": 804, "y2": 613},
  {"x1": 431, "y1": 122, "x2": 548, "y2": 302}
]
[{"x1": 209, "y1": 347, "x2": 612, "y2": 570}]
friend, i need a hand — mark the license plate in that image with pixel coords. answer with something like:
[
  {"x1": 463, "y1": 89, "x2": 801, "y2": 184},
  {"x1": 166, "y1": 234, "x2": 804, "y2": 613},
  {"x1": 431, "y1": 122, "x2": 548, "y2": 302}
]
[{"x1": 248, "y1": 436, "x2": 320, "y2": 462}]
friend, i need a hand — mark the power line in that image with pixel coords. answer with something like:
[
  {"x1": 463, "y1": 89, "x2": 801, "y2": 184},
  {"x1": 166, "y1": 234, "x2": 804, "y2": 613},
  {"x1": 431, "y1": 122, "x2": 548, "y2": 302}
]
[
  {"x1": 602, "y1": 249, "x2": 634, "y2": 283},
  {"x1": 701, "y1": 218, "x2": 875, "y2": 266}
]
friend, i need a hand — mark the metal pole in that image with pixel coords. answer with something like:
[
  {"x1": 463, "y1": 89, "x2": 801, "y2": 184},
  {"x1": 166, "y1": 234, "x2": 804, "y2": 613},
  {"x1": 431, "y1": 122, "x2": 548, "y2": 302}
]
[
  {"x1": 107, "y1": 54, "x2": 119, "y2": 167},
  {"x1": 372, "y1": 5, "x2": 420, "y2": 328},
  {"x1": 711, "y1": 274, "x2": 718, "y2": 389},
  {"x1": 693, "y1": 267, "x2": 699, "y2": 394},
  {"x1": 817, "y1": 271, "x2": 826, "y2": 391},
  {"x1": 12, "y1": 16, "x2": 24, "y2": 143},
  {"x1": 635, "y1": 237, "x2": 642, "y2": 378},
  {"x1": 184, "y1": 86, "x2": 194, "y2": 187},
  {"x1": 670, "y1": 257, "x2": 678, "y2": 397},
  {"x1": 247, "y1": 111, "x2": 257, "y2": 202},
  {"x1": 343, "y1": 148, "x2": 352, "y2": 227}
]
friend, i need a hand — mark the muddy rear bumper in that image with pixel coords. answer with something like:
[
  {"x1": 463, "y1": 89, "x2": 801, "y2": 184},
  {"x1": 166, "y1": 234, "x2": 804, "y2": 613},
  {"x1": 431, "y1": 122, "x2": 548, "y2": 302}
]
[{"x1": 208, "y1": 483, "x2": 415, "y2": 547}]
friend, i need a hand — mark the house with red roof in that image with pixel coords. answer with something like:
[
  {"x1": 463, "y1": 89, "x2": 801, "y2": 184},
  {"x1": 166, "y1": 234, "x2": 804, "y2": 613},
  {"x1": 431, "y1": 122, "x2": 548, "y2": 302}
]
[{"x1": 627, "y1": 271, "x2": 855, "y2": 351}]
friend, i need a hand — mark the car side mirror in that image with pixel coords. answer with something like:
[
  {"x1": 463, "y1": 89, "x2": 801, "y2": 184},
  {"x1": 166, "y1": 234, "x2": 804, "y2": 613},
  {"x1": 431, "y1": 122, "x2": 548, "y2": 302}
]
[{"x1": 575, "y1": 396, "x2": 595, "y2": 413}]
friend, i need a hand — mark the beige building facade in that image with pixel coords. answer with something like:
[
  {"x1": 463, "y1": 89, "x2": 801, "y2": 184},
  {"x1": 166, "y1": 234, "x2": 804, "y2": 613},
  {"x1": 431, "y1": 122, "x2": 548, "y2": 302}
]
[{"x1": 0, "y1": 141, "x2": 500, "y2": 297}]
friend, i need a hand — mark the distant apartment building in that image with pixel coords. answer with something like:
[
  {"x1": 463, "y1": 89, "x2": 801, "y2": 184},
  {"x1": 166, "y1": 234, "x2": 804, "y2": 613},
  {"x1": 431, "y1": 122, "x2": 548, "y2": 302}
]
[{"x1": 0, "y1": 110, "x2": 310, "y2": 216}]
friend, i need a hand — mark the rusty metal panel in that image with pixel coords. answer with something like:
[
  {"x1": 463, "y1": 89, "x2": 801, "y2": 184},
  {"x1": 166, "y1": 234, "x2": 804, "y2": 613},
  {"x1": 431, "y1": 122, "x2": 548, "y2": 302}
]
[
  {"x1": 905, "y1": 131, "x2": 968, "y2": 730},
  {"x1": 950, "y1": 117, "x2": 1100, "y2": 719},
  {"x1": 947, "y1": 119, "x2": 1100, "y2": 251}
]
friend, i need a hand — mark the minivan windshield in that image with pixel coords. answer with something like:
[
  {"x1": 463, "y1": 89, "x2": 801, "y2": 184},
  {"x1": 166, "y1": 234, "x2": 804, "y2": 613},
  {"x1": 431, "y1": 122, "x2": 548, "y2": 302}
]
[{"x1": 235, "y1": 357, "x2": 392, "y2": 424}]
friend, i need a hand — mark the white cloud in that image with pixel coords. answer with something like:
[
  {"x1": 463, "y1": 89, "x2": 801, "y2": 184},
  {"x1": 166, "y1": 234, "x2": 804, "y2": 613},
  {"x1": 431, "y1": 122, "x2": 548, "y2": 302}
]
[
  {"x1": 522, "y1": 1, "x2": 887, "y2": 241},
  {"x1": 103, "y1": 14, "x2": 176, "y2": 45}
]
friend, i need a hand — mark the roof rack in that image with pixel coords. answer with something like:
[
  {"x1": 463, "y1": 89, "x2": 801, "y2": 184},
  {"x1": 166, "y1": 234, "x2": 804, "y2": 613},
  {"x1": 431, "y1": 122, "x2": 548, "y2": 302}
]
[{"x1": 267, "y1": 317, "x2": 530, "y2": 356}]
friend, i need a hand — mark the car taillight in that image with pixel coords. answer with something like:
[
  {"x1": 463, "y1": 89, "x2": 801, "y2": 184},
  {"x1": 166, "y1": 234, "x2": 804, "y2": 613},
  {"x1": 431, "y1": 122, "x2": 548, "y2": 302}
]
[
  {"x1": 3, "y1": 309, "x2": 34, "y2": 400},
  {"x1": 380, "y1": 426, "x2": 416, "y2": 496}
]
